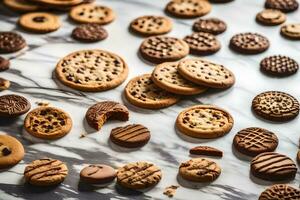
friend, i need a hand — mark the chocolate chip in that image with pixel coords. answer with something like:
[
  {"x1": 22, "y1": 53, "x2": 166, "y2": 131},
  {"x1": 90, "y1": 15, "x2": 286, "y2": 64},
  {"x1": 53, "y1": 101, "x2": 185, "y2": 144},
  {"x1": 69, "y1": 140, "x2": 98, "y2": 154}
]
[{"x1": 2, "y1": 147, "x2": 11, "y2": 156}]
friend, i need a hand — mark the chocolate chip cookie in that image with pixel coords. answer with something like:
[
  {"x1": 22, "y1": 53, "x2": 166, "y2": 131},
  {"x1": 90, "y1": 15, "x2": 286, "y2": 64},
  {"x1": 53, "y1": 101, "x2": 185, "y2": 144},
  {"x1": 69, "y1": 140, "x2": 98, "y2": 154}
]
[
  {"x1": 85, "y1": 101, "x2": 129, "y2": 130},
  {"x1": 24, "y1": 107, "x2": 72, "y2": 140},
  {"x1": 139, "y1": 36, "x2": 189, "y2": 64},
  {"x1": 252, "y1": 91, "x2": 299, "y2": 122},
  {"x1": 166, "y1": 0, "x2": 211, "y2": 18},
  {"x1": 72, "y1": 23, "x2": 108, "y2": 42},
  {"x1": 0, "y1": 94, "x2": 31, "y2": 117},
  {"x1": 0, "y1": 135, "x2": 24, "y2": 169},
  {"x1": 193, "y1": 18, "x2": 227, "y2": 35},
  {"x1": 0, "y1": 32, "x2": 26, "y2": 54}
]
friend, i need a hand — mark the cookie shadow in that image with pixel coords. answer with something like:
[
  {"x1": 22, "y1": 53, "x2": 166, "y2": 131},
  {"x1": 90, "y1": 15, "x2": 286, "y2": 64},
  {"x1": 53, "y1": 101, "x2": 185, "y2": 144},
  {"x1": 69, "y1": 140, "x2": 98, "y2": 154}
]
[
  {"x1": 83, "y1": 117, "x2": 98, "y2": 135},
  {"x1": 136, "y1": 50, "x2": 156, "y2": 67},
  {"x1": 108, "y1": 138, "x2": 143, "y2": 153},
  {"x1": 231, "y1": 143, "x2": 252, "y2": 162},
  {"x1": 22, "y1": 182, "x2": 60, "y2": 193},
  {"x1": 176, "y1": 173, "x2": 211, "y2": 189},
  {"x1": 77, "y1": 180, "x2": 114, "y2": 192},
  {"x1": 115, "y1": 183, "x2": 153, "y2": 196},
  {"x1": 174, "y1": 124, "x2": 219, "y2": 144},
  {"x1": 0, "y1": 116, "x2": 19, "y2": 127}
]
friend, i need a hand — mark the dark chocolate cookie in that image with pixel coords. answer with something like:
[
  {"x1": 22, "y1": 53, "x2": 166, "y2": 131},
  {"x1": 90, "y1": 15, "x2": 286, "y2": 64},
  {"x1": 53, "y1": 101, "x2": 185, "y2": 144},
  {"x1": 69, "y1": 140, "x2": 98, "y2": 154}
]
[
  {"x1": 260, "y1": 55, "x2": 299, "y2": 77},
  {"x1": 72, "y1": 23, "x2": 108, "y2": 42},
  {"x1": 251, "y1": 152, "x2": 297, "y2": 181},
  {"x1": 110, "y1": 124, "x2": 150, "y2": 148},
  {"x1": 252, "y1": 91, "x2": 299, "y2": 122},
  {"x1": 85, "y1": 101, "x2": 129, "y2": 130},
  {"x1": 0, "y1": 56, "x2": 10, "y2": 71},
  {"x1": 193, "y1": 18, "x2": 227, "y2": 35},
  {"x1": 80, "y1": 164, "x2": 116, "y2": 185},
  {"x1": 265, "y1": 0, "x2": 299, "y2": 13},
  {"x1": 0, "y1": 32, "x2": 26, "y2": 54},
  {"x1": 233, "y1": 127, "x2": 278, "y2": 157},
  {"x1": 0, "y1": 94, "x2": 31, "y2": 117},
  {"x1": 229, "y1": 32, "x2": 269, "y2": 54},
  {"x1": 183, "y1": 32, "x2": 221, "y2": 55},
  {"x1": 259, "y1": 184, "x2": 300, "y2": 200}
]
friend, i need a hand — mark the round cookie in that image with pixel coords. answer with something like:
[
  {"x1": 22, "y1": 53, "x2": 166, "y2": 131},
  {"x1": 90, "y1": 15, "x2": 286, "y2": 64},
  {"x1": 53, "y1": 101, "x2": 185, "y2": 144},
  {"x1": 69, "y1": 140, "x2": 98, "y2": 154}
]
[
  {"x1": 178, "y1": 58, "x2": 235, "y2": 89},
  {"x1": 85, "y1": 101, "x2": 129, "y2": 130},
  {"x1": 24, "y1": 107, "x2": 72, "y2": 140},
  {"x1": 259, "y1": 184, "x2": 300, "y2": 200},
  {"x1": 0, "y1": 135, "x2": 24, "y2": 169},
  {"x1": 151, "y1": 62, "x2": 207, "y2": 95},
  {"x1": 256, "y1": 9, "x2": 286, "y2": 26},
  {"x1": 124, "y1": 74, "x2": 180, "y2": 109},
  {"x1": 165, "y1": 0, "x2": 211, "y2": 18},
  {"x1": 139, "y1": 36, "x2": 189, "y2": 64},
  {"x1": 233, "y1": 127, "x2": 278, "y2": 157},
  {"x1": 71, "y1": 23, "x2": 108, "y2": 42},
  {"x1": 176, "y1": 105, "x2": 234, "y2": 139},
  {"x1": 252, "y1": 91, "x2": 299, "y2": 122},
  {"x1": 183, "y1": 32, "x2": 221, "y2": 55},
  {"x1": 130, "y1": 15, "x2": 172, "y2": 36},
  {"x1": 3, "y1": 0, "x2": 41, "y2": 12},
  {"x1": 0, "y1": 32, "x2": 26, "y2": 54},
  {"x1": 179, "y1": 158, "x2": 221, "y2": 182},
  {"x1": 251, "y1": 152, "x2": 297, "y2": 181},
  {"x1": 69, "y1": 4, "x2": 115, "y2": 25},
  {"x1": 0, "y1": 56, "x2": 10, "y2": 72},
  {"x1": 229, "y1": 32, "x2": 270, "y2": 54},
  {"x1": 281, "y1": 24, "x2": 300, "y2": 40},
  {"x1": 24, "y1": 158, "x2": 68, "y2": 186},
  {"x1": 110, "y1": 124, "x2": 151, "y2": 148},
  {"x1": 80, "y1": 164, "x2": 116, "y2": 185},
  {"x1": 117, "y1": 161, "x2": 162, "y2": 190},
  {"x1": 55, "y1": 49, "x2": 128, "y2": 92},
  {"x1": 0, "y1": 78, "x2": 10, "y2": 91},
  {"x1": 19, "y1": 12, "x2": 61, "y2": 33},
  {"x1": 265, "y1": 0, "x2": 299, "y2": 13},
  {"x1": 192, "y1": 18, "x2": 227, "y2": 35},
  {"x1": 0, "y1": 94, "x2": 31, "y2": 117},
  {"x1": 260, "y1": 55, "x2": 299, "y2": 77}
]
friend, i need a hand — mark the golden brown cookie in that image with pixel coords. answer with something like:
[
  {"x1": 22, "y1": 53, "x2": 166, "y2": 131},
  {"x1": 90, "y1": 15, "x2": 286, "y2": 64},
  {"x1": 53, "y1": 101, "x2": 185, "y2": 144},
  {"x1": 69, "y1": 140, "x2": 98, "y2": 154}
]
[
  {"x1": 179, "y1": 158, "x2": 221, "y2": 182},
  {"x1": 151, "y1": 62, "x2": 207, "y2": 95},
  {"x1": 117, "y1": 161, "x2": 162, "y2": 189},
  {"x1": 69, "y1": 3, "x2": 115, "y2": 25},
  {"x1": 124, "y1": 74, "x2": 180, "y2": 109},
  {"x1": 139, "y1": 36, "x2": 189, "y2": 64},
  {"x1": 3, "y1": 0, "x2": 41, "y2": 12},
  {"x1": 85, "y1": 101, "x2": 129, "y2": 130},
  {"x1": 29, "y1": 0, "x2": 83, "y2": 6},
  {"x1": 256, "y1": 9, "x2": 286, "y2": 26},
  {"x1": 176, "y1": 105, "x2": 234, "y2": 139},
  {"x1": 24, "y1": 158, "x2": 68, "y2": 186},
  {"x1": 55, "y1": 49, "x2": 128, "y2": 92},
  {"x1": 183, "y1": 32, "x2": 221, "y2": 55},
  {"x1": 281, "y1": 23, "x2": 300, "y2": 40},
  {"x1": 24, "y1": 107, "x2": 72, "y2": 140},
  {"x1": 178, "y1": 58, "x2": 235, "y2": 89},
  {"x1": 166, "y1": 0, "x2": 211, "y2": 18},
  {"x1": 130, "y1": 15, "x2": 172, "y2": 36},
  {"x1": 0, "y1": 135, "x2": 24, "y2": 169},
  {"x1": 19, "y1": 12, "x2": 61, "y2": 33},
  {"x1": 259, "y1": 184, "x2": 300, "y2": 200}
]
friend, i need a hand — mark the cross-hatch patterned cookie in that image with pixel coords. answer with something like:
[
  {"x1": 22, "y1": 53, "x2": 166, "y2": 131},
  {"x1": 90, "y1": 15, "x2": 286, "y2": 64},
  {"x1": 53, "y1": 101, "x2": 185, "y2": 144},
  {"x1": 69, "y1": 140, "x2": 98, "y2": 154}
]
[
  {"x1": 24, "y1": 158, "x2": 68, "y2": 186},
  {"x1": 70, "y1": 3, "x2": 115, "y2": 25},
  {"x1": 233, "y1": 127, "x2": 278, "y2": 157},
  {"x1": 151, "y1": 62, "x2": 207, "y2": 95},
  {"x1": 125, "y1": 74, "x2": 180, "y2": 109},
  {"x1": 265, "y1": 0, "x2": 299, "y2": 13},
  {"x1": 178, "y1": 58, "x2": 235, "y2": 89},
  {"x1": 130, "y1": 15, "x2": 172, "y2": 36},
  {"x1": 252, "y1": 91, "x2": 300, "y2": 122},
  {"x1": 117, "y1": 162, "x2": 162, "y2": 189},
  {"x1": 139, "y1": 36, "x2": 189, "y2": 64},
  {"x1": 176, "y1": 105, "x2": 234, "y2": 139},
  {"x1": 281, "y1": 24, "x2": 300, "y2": 40},
  {"x1": 183, "y1": 32, "x2": 221, "y2": 55},
  {"x1": 0, "y1": 94, "x2": 31, "y2": 117},
  {"x1": 251, "y1": 152, "x2": 297, "y2": 181},
  {"x1": 260, "y1": 55, "x2": 299, "y2": 76},
  {"x1": 166, "y1": 0, "x2": 211, "y2": 18},
  {"x1": 259, "y1": 184, "x2": 300, "y2": 200},
  {"x1": 55, "y1": 50, "x2": 128, "y2": 92},
  {"x1": 179, "y1": 158, "x2": 221, "y2": 182},
  {"x1": 24, "y1": 107, "x2": 72, "y2": 140}
]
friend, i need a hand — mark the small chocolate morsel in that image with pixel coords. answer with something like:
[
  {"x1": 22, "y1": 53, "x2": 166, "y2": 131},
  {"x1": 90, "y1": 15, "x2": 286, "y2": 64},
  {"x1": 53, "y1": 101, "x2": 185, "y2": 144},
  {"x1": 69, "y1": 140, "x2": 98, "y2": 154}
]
[
  {"x1": 80, "y1": 164, "x2": 116, "y2": 185},
  {"x1": 2, "y1": 147, "x2": 11, "y2": 156}
]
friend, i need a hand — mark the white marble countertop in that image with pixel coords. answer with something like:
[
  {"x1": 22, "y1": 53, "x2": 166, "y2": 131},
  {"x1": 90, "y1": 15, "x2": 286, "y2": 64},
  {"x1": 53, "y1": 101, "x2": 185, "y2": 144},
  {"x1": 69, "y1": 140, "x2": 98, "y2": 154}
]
[{"x1": 0, "y1": 0, "x2": 299, "y2": 199}]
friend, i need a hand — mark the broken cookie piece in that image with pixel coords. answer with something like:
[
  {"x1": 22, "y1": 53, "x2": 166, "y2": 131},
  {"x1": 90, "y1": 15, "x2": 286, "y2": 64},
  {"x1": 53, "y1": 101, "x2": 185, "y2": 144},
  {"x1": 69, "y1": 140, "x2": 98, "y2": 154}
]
[{"x1": 189, "y1": 146, "x2": 223, "y2": 157}]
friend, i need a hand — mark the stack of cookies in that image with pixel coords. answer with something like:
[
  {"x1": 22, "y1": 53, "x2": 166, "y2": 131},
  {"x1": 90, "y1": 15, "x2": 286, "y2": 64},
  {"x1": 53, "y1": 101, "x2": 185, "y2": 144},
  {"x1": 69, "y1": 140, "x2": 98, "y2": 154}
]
[{"x1": 124, "y1": 58, "x2": 235, "y2": 109}]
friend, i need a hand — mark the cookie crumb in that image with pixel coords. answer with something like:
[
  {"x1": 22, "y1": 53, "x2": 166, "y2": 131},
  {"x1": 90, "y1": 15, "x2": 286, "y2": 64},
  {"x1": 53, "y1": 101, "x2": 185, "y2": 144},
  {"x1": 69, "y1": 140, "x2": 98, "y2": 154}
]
[
  {"x1": 163, "y1": 185, "x2": 179, "y2": 198},
  {"x1": 80, "y1": 132, "x2": 87, "y2": 138},
  {"x1": 35, "y1": 101, "x2": 50, "y2": 107},
  {"x1": 0, "y1": 78, "x2": 10, "y2": 91}
]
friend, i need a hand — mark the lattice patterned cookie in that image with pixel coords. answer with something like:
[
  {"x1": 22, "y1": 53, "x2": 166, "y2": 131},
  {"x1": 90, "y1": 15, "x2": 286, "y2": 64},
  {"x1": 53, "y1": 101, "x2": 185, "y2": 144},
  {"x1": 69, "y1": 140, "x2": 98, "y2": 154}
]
[{"x1": 55, "y1": 49, "x2": 128, "y2": 92}]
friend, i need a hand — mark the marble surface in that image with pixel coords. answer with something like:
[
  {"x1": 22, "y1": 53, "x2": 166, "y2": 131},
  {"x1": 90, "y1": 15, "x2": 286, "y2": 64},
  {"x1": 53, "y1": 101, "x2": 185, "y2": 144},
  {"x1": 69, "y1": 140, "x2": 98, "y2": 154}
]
[{"x1": 0, "y1": 0, "x2": 300, "y2": 199}]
